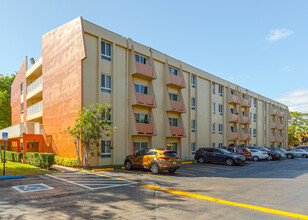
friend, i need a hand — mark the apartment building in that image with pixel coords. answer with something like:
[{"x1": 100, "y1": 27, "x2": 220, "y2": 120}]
[{"x1": 0, "y1": 17, "x2": 290, "y2": 166}]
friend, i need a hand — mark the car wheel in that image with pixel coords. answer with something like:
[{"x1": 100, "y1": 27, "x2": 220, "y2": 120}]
[
  {"x1": 287, "y1": 154, "x2": 293, "y2": 159},
  {"x1": 198, "y1": 156, "x2": 206, "y2": 163},
  {"x1": 303, "y1": 154, "x2": 308, "y2": 158},
  {"x1": 267, "y1": 155, "x2": 273, "y2": 161},
  {"x1": 168, "y1": 169, "x2": 177, "y2": 174},
  {"x1": 150, "y1": 163, "x2": 160, "y2": 174},
  {"x1": 226, "y1": 158, "x2": 234, "y2": 166},
  {"x1": 252, "y1": 156, "x2": 259, "y2": 161},
  {"x1": 125, "y1": 160, "x2": 132, "y2": 170}
]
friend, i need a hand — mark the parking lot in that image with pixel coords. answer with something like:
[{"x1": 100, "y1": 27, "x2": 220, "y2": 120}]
[{"x1": 0, "y1": 158, "x2": 308, "y2": 219}]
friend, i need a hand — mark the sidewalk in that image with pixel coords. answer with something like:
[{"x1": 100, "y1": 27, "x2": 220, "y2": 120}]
[{"x1": 51, "y1": 164, "x2": 78, "y2": 173}]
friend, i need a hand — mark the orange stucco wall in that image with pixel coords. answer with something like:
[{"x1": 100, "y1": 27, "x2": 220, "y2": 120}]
[
  {"x1": 11, "y1": 57, "x2": 27, "y2": 125},
  {"x1": 42, "y1": 17, "x2": 87, "y2": 158}
]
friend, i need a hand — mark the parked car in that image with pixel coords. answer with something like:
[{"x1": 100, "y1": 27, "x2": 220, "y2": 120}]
[
  {"x1": 289, "y1": 145, "x2": 308, "y2": 151},
  {"x1": 250, "y1": 149, "x2": 269, "y2": 161},
  {"x1": 223, "y1": 146, "x2": 252, "y2": 160},
  {"x1": 248, "y1": 146, "x2": 281, "y2": 160},
  {"x1": 194, "y1": 147, "x2": 246, "y2": 166},
  {"x1": 271, "y1": 148, "x2": 297, "y2": 159},
  {"x1": 124, "y1": 149, "x2": 180, "y2": 174},
  {"x1": 289, "y1": 149, "x2": 308, "y2": 158}
]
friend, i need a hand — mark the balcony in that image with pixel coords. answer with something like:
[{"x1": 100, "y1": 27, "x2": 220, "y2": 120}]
[
  {"x1": 27, "y1": 75, "x2": 43, "y2": 95},
  {"x1": 228, "y1": 108, "x2": 239, "y2": 122},
  {"x1": 165, "y1": 61, "x2": 186, "y2": 89},
  {"x1": 240, "y1": 131, "x2": 250, "y2": 141},
  {"x1": 130, "y1": 46, "x2": 156, "y2": 80},
  {"x1": 0, "y1": 122, "x2": 42, "y2": 139},
  {"x1": 135, "y1": 123, "x2": 155, "y2": 135},
  {"x1": 166, "y1": 91, "x2": 186, "y2": 113},
  {"x1": 239, "y1": 111, "x2": 250, "y2": 124},
  {"x1": 270, "y1": 131, "x2": 278, "y2": 142},
  {"x1": 27, "y1": 101, "x2": 43, "y2": 116},
  {"x1": 227, "y1": 124, "x2": 239, "y2": 140},
  {"x1": 240, "y1": 94, "x2": 251, "y2": 108},
  {"x1": 278, "y1": 110, "x2": 285, "y2": 118},
  {"x1": 135, "y1": 93, "x2": 155, "y2": 107},
  {"x1": 169, "y1": 126, "x2": 185, "y2": 137},
  {"x1": 270, "y1": 106, "x2": 278, "y2": 116},
  {"x1": 270, "y1": 119, "x2": 277, "y2": 129}
]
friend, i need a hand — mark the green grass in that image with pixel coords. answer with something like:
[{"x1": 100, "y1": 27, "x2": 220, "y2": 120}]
[
  {"x1": 0, "y1": 161, "x2": 59, "y2": 176},
  {"x1": 90, "y1": 164, "x2": 124, "y2": 170}
]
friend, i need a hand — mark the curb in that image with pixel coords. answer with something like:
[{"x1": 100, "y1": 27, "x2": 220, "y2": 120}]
[
  {"x1": 92, "y1": 168, "x2": 114, "y2": 172},
  {"x1": 0, "y1": 175, "x2": 26, "y2": 180},
  {"x1": 181, "y1": 161, "x2": 197, "y2": 164}
]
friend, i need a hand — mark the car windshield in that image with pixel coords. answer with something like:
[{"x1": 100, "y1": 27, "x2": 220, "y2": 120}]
[
  {"x1": 220, "y1": 149, "x2": 231, "y2": 154},
  {"x1": 245, "y1": 148, "x2": 251, "y2": 152},
  {"x1": 236, "y1": 148, "x2": 244, "y2": 152},
  {"x1": 163, "y1": 151, "x2": 178, "y2": 157},
  {"x1": 261, "y1": 148, "x2": 270, "y2": 152}
]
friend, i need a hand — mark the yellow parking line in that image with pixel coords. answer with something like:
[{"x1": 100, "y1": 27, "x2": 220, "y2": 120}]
[
  {"x1": 177, "y1": 171, "x2": 196, "y2": 176},
  {"x1": 142, "y1": 185, "x2": 308, "y2": 220},
  {"x1": 182, "y1": 167, "x2": 216, "y2": 173},
  {"x1": 118, "y1": 170, "x2": 171, "y2": 179},
  {"x1": 80, "y1": 170, "x2": 140, "y2": 183}
]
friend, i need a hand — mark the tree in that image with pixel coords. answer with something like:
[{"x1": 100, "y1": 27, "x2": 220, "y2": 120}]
[
  {"x1": 0, "y1": 74, "x2": 16, "y2": 129},
  {"x1": 64, "y1": 103, "x2": 116, "y2": 168},
  {"x1": 288, "y1": 111, "x2": 308, "y2": 147}
]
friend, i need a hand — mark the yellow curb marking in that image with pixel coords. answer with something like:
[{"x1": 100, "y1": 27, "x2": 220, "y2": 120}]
[
  {"x1": 142, "y1": 185, "x2": 308, "y2": 220},
  {"x1": 118, "y1": 170, "x2": 171, "y2": 179},
  {"x1": 80, "y1": 170, "x2": 140, "y2": 183},
  {"x1": 92, "y1": 168, "x2": 114, "y2": 172},
  {"x1": 176, "y1": 171, "x2": 196, "y2": 176},
  {"x1": 181, "y1": 161, "x2": 193, "y2": 164},
  {"x1": 181, "y1": 167, "x2": 216, "y2": 173}
]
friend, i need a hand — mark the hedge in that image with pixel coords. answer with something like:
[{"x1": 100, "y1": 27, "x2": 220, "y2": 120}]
[
  {"x1": 24, "y1": 153, "x2": 55, "y2": 169},
  {"x1": 54, "y1": 156, "x2": 79, "y2": 167},
  {"x1": 1, "y1": 150, "x2": 23, "y2": 162}
]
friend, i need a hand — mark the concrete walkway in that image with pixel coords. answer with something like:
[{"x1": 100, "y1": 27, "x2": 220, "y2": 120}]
[{"x1": 51, "y1": 164, "x2": 78, "y2": 173}]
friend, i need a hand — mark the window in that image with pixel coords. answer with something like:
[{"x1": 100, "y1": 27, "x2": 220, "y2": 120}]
[
  {"x1": 253, "y1": 98, "x2": 257, "y2": 107},
  {"x1": 133, "y1": 142, "x2": 149, "y2": 152},
  {"x1": 135, "y1": 113, "x2": 150, "y2": 124},
  {"x1": 264, "y1": 116, "x2": 267, "y2": 124},
  {"x1": 135, "y1": 84, "x2": 148, "y2": 94},
  {"x1": 101, "y1": 74, "x2": 111, "y2": 93},
  {"x1": 102, "y1": 108, "x2": 112, "y2": 125},
  {"x1": 231, "y1": 90, "x2": 234, "y2": 95},
  {"x1": 167, "y1": 142, "x2": 178, "y2": 154},
  {"x1": 21, "y1": 103, "x2": 24, "y2": 114},
  {"x1": 169, "y1": 93, "x2": 178, "y2": 101},
  {"x1": 212, "y1": 83, "x2": 215, "y2": 94},
  {"x1": 250, "y1": 112, "x2": 252, "y2": 120},
  {"x1": 231, "y1": 125, "x2": 234, "y2": 132},
  {"x1": 219, "y1": 124, "x2": 223, "y2": 134},
  {"x1": 212, "y1": 123, "x2": 216, "y2": 133},
  {"x1": 218, "y1": 104, "x2": 223, "y2": 115},
  {"x1": 253, "y1": 129, "x2": 256, "y2": 137},
  {"x1": 20, "y1": 83, "x2": 24, "y2": 95},
  {"x1": 218, "y1": 143, "x2": 223, "y2": 148},
  {"x1": 191, "y1": 97, "x2": 196, "y2": 110},
  {"x1": 192, "y1": 120, "x2": 196, "y2": 132},
  {"x1": 218, "y1": 85, "x2": 223, "y2": 96},
  {"x1": 212, "y1": 143, "x2": 216, "y2": 148},
  {"x1": 191, "y1": 142, "x2": 196, "y2": 154},
  {"x1": 212, "y1": 103, "x2": 215, "y2": 114},
  {"x1": 135, "y1": 54, "x2": 149, "y2": 65},
  {"x1": 242, "y1": 127, "x2": 246, "y2": 134},
  {"x1": 101, "y1": 140, "x2": 112, "y2": 158},
  {"x1": 264, "y1": 103, "x2": 267, "y2": 110},
  {"x1": 169, "y1": 67, "x2": 178, "y2": 76},
  {"x1": 169, "y1": 118, "x2": 178, "y2": 127},
  {"x1": 250, "y1": 128, "x2": 251, "y2": 134},
  {"x1": 253, "y1": 113, "x2": 257, "y2": 122},
  {"x1": 101, "y1": 41, "x2": 111, "y2": 61},
  {"x1": 264, "y1": 130, "x2": 267, "y2": 138},
  {"x1": 191, "y1": 75, "x2": 196, "y2": 88}
]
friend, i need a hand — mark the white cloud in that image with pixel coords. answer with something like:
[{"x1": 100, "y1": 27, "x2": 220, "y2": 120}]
[
  {"x1": 276, "y1": 89, "x2": 308, "y2": 113},
  {"x1": 282, "y1": 65, "x2": 292, "y2": 72},
  {"x1": 266, "y1": 29, "x2": 294, "y2": 41}
]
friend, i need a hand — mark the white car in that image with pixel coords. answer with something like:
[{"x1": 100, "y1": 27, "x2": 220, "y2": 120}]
[
  {"x1": 250, "y1": 149, "x2": 269, "y2": 161},
  {"x1": 290, "y1": 149, "x2": 308, "y2": 158}
]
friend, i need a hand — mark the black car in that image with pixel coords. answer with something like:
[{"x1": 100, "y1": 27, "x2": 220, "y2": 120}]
[
  {"x1": 194, "y1": 147, "x2": 246, "y2": 166},
  {"x1": 248, "y1": 146, "x2": 281, "y2": 160}
]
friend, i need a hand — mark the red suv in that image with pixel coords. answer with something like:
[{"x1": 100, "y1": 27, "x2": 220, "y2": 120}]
[{"x1": 223, "y1": 146, "x2": 252, "y2": 159}]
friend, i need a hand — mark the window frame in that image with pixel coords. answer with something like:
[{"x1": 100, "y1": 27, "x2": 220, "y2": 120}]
[
  {"x1": 101, "y1": 140, "x2": 112, "y2": 158},
  {"x1": 218, "y1": 104, "x2": 223, "y2": 115},
  {"x1": 191, "y1": 120, "x2": 196, "y2": 132},
  {"x1": 135, "y1": 54, "x2": 149, "y2": 65},
  {"x1": 101, "y1": 74, "x2": 112, "y2": 93},
  {"x1": 135, "y1": 84, "x2": 148, "y2": 94},
  {"x1": 169, "y1": 117, "x2": 179, "y2": 127},
  {"x1": 212, "y1": 102, "x2": 216, "y2": 114},
  {"x1": 101, "y1": 41, "x2": 111, "y2": 61},
  {"x1": 21, "y1": 83, "x2": 24, "y2": 95},
  {"x1": 191, "y1": 142, "x2": 196, "y2": 154},
  {"x1": 212, "y1": 123, "x2": 216, "y2": 134},
  {"x1": 133, "y1": 142, "x2": 149, "y2": 153},
  {"x1": 167, "y1": 142, "x2": 178, "y2": 154},
  {"x1": 191, "y1": 75, "x2": 196, "y2": 88},
  {"x1": 219, "y1": 124, "x2": 223, "y2": 134},
  {"x1": 169, "y1": 67, "x2": 178, "y2": 76},
  {"x1": 212, "y1": 83, "x2": 215, "y2": 94},
  {"x1": 218, "y1": 85, "x2": 223, "y2": 96},
  {"x1": 191, "y1": 97, "x2": 196, "y2": 110},
  {"x1": 21, "y1": 103, "x2": 24, "y2": 114},
  {"x1": 135, "y1": 113, "x2": 150, "y2": 124},
  {"x1": 169, "y1": 92, "x2": 178, "y2": 101}
]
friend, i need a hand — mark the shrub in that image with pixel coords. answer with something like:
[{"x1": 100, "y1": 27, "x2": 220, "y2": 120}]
[
  {"x1": 1, "y1": 150, "x2": 20, "y2": 162},
  {"x1": 25, "y1": 153, "x2": 55, "y2": 169},
  {"x1": 54, "y1": 156, "x2": 79, "y2": 167},
  {"x1": 14, "y1": 152, "x2": 23, "y2": 162}
]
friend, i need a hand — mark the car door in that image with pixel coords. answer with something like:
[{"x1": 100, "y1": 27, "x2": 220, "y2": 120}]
[
  {"x1": 135, "y1": 150, "x2": 148, "y2": 168},
  {"x1": 204, "y1": 148, "x2": 216, "y2": 161},
  {"x1": 213, "y1": 148, "x2": 225, "y2": 162}
]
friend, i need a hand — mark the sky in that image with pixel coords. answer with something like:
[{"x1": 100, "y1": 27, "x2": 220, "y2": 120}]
[{"x1": 0, "y1": 0, "x2": 307, "y2": 112}]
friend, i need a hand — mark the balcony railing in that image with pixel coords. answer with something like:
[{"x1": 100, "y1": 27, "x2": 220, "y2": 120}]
[
  {"x1": 135, "y1": 123, "x2": 154, "y2": 135},
  {"x1": 170, "y1": 100, "x2": 185, "y2": 112},
  {"x1": 228, "y1": 94, "x2": 240, "y2": 104},
  {"x1": 232, "y1": 132, "x2": 240, "y2": 139},
  {"x1": 135, "y1": 93, "x2": 155, "y2": 107},
  {"x1": 0, "y1": 122, "x2": 43, "y2": 139},
  {"x1": 170, "y1": 126, "x2": 184, "y2": 137},
  {"x1": 27, "y1": 101, "x2": 43, "y2": 116},
  {"x1": 27, "y1": 76, "x2": 42, "y2": 94},
  {"x1": 168, "y1": 73, "x2": 186, "y2": 88},
  {"x1": 243, "y1": 116, "x2": 250, "y2": 124}
]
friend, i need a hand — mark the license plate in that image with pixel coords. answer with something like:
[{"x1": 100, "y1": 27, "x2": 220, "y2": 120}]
[{"x1": 173, "y1": 162, "x2": 176, "y2": 165}]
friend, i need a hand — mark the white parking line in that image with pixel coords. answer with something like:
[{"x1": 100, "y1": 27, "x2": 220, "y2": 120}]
[{"x1": 45, "y1": 172, "x2": 137, "y2": 190}]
